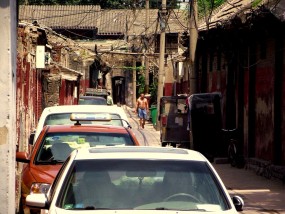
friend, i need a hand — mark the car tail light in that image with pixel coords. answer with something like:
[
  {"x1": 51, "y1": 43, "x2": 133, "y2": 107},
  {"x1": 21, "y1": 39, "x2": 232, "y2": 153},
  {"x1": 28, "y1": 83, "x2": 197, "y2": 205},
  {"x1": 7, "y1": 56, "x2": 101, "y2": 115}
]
[
  {"x1": 30, "y1": 183, "x2": 51, "y2": 194},
  {"x1": 161, "y1": 115, "x2": 167, "y2": 126}
]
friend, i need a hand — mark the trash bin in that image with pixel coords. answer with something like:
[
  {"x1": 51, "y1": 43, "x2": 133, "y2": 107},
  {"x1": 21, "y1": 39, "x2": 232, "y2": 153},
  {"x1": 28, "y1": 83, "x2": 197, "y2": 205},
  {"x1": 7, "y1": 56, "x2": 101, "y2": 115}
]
[{"x1": 150, "y1": 105, "x2": 157, "y2": 126}]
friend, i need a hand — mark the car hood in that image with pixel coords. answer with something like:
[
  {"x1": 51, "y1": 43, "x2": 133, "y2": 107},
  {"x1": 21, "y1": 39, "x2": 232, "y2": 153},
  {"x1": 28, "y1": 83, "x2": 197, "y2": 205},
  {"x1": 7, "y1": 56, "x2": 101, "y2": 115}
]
[{"x1": 30, "y1": 164, "x2": 62, "y2": 183}]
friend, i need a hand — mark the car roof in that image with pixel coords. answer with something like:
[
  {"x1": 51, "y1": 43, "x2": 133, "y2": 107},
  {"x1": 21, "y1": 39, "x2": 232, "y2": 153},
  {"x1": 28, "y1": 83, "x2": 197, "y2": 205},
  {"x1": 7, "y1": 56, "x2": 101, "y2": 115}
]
[
  {"x1": 72, "y1": 146, "x2": 207, "y2": 162},
  {"x1": 40, "y1": 105, "x2": 129, "y2": 125},
  {"x1": 41, "y1": 105, "x2": 127, "y2": 120},
  {"x1": 42, "y1": 105, "x2": 124, "y2": 114},
  {"x1": 44, "y1": 124, "x2": 129, "y2": 134}
]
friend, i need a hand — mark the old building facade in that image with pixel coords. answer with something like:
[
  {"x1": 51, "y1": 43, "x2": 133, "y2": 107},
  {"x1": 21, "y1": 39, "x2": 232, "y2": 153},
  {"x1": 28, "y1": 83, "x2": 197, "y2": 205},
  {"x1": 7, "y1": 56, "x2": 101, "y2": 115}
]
[
  {"x1": 16, "y1": 22, "x2": 87, "y2": 151},
  {"x1": 189, "y1": 0, "x2": 285, "y2": 172}
]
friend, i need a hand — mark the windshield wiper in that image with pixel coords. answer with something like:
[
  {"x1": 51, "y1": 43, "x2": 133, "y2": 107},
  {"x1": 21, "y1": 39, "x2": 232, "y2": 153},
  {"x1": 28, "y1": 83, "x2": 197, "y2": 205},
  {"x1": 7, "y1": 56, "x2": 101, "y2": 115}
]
[
  {"x1": 155, "y1": 207, "x2": 169, "y2": 210},
  {"x1": 73, "y1": 206, "x2": 111, "y2": 210},
  {"x1": 154, "y1": 207, "x2": 206, "y2": 211},
  {"x1": 72, "y1": 206, "x2": 95, "y2": 210},
  {"x1": 84, "y1": 206, "x2": 96, "y2": 210}
]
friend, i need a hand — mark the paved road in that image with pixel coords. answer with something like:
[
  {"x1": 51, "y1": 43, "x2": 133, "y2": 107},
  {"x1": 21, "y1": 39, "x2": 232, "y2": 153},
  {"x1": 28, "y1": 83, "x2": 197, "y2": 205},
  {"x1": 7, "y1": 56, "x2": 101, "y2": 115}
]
[
  {"x1": 123, "y1": 105, "x2": 160, "y2": 147},
  {"x1": 123, "y1": 105, "x2": 285, "y2": 214},
  {"x1": 214, "y1": 163, "x2": 285, "y2": 214}
]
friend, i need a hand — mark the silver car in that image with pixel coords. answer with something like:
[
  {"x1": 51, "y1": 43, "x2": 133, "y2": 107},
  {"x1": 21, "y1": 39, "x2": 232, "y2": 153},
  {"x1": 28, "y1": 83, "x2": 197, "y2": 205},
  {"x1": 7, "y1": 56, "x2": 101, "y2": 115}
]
[{"x1": 26, "y1": 146, "x2": 244, "y2": 213}]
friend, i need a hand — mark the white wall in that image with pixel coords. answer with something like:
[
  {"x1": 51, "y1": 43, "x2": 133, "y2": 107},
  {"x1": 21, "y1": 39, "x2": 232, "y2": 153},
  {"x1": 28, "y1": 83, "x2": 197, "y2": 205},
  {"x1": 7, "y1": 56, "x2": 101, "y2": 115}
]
[{"x1": 0, "y1": 0, "x2": 17, "y2": 213}]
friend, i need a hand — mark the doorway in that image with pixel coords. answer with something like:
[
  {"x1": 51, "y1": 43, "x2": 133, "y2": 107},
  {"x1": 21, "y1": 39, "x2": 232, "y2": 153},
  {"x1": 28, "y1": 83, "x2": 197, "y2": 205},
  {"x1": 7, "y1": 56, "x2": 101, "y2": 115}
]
[{"x1": 112, "y1": 76, "x2": 125, "y2": 105}]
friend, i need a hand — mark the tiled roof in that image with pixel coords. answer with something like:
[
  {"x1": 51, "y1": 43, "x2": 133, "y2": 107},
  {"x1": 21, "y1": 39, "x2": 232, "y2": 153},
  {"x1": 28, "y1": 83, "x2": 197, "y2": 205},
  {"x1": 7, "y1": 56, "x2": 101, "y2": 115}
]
[
  {"x1": 198, "y1": 0, "x2": 281, "y2": 31},
  {"x1": 198, "y1": 0, "x2": 251, "y2": 30},
  {"x1": 128, "y1": 9, "x2": 188, "y2": 35},
  {"x1": 19, "y1": 5, "x2": 101, "y2": 29},
  {"x1": 97, "y1": 10, "x2": 127, "y2": 35},
  {"x1": 19, "y1": 6, "x2": 188, "y2": 34},
  {"x1": 97, "y1": 9, "x2": 188, "y2": 35}
]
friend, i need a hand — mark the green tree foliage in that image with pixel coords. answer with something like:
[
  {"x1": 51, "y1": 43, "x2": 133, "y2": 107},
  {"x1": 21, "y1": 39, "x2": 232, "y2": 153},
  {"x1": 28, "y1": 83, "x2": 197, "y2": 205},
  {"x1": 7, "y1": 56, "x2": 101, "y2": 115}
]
[
  {"x1": 137, "y1": 74, "x2": 145, "y2": 95},
  {"x1": 198, "y1": 0, "x2": 224, "y2": 17}
]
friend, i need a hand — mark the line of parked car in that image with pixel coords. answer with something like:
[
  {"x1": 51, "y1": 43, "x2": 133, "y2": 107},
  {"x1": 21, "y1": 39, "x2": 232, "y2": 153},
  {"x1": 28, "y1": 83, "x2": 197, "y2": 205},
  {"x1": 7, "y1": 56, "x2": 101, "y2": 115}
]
[{"x1": 16, "y1": 102, "x2": 244, "y2": 214}]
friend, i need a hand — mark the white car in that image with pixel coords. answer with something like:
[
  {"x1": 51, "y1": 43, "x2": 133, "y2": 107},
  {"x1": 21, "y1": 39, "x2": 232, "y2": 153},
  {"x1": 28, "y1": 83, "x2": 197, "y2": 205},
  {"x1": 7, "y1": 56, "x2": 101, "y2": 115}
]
[
  {"x1": 30, "y1": 105, "x2": 130, "y2": 145},
  {"x1": 26, "y1": 146, "x2": 244, "y2": 213}
]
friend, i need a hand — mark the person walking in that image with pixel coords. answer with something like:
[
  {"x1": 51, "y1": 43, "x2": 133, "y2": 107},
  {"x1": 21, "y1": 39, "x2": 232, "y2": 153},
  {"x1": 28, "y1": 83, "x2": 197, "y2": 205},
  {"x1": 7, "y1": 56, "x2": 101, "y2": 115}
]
[{"x1": 135, "y1": 93, "x2": 149, "y2": 129}]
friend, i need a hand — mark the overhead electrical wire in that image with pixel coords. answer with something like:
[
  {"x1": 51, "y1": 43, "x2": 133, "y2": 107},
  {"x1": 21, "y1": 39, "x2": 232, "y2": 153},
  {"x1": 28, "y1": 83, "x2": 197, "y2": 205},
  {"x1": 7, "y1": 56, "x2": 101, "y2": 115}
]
[
  {"x1": 169, "y1": 9, "x2": 189, "y2": 30},
  {"x1": 21, "y1": 4, "x2": 187, "y2": 63}
]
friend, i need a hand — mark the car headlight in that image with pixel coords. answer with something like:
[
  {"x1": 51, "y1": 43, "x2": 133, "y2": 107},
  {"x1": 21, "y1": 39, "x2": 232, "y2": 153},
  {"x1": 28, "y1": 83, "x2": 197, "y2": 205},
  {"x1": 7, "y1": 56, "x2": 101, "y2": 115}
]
[{"x1": 30, "y1": 183, "x2": 51, "y2": 194}]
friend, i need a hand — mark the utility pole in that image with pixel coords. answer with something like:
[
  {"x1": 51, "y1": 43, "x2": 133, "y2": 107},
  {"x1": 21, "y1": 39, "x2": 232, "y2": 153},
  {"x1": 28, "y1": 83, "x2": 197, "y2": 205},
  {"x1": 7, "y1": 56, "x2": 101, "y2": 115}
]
[
  {"x1": 132, "y1": 59, "x2": 137, "y2": 108},
  {"x1": 188, "y1": 0, "x2": 198, "y2": 149},
  {"x1": 144, "y1": 0, "x2": 150, "y2": 94},
  {"x1": 0, "y1": 0, "x2": 17, "y2": 213},
  {"x1": 156, "y1": 0, "x2": 167, "y2": 130},
  {"x1": 189, "y1": 0, "x2": 198, "y2": 95}
]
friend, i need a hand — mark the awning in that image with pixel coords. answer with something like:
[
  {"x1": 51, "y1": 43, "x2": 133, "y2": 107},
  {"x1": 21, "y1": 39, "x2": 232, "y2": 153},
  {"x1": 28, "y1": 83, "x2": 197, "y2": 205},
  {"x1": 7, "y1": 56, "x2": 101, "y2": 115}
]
[{"x1": 50, "y1": 63, "x2": 83, "y2": 81}]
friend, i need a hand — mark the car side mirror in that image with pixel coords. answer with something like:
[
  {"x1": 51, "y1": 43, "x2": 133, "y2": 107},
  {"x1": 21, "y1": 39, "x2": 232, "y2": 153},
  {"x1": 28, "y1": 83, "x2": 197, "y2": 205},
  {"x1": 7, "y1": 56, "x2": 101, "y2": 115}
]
[
  {"x1": 16, "y1": 152, "x2": 30, "y2": 163},
  {"x1": 26, "y1": 193, "x2": 49, "y2": 210},
  {"x1": 232, "y1": 195, "x2": 244, "y2": 211}
]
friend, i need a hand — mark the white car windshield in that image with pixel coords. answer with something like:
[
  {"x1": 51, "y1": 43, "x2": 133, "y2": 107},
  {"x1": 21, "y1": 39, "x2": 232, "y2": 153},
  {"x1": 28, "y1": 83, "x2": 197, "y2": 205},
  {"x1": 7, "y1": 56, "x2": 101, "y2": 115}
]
[{"x1": 58, "y1": 160, "x2": 229, "y2": 211}]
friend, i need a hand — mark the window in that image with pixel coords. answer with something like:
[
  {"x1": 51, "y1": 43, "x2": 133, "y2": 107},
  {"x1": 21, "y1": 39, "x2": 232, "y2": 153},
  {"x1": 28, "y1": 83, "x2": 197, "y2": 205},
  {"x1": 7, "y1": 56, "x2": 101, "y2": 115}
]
[{"x1": 59, "y1": 160, "x2": 229, "y2": 211}]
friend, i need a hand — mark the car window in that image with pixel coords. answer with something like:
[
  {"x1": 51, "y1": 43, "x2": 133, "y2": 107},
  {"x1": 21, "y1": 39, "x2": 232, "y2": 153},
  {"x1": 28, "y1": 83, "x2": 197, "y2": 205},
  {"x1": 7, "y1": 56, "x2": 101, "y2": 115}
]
[
  {"x1": 78, "y1": 97, "x2": 107, "y2": 105},
  {"x1": 44, "y1": 113, "x2": 123, "y2": 126},
  {"x1": 58, "y1": 160, "x2": 229, "y2": 211},
  {"x1": 44, "y1": 113, "x2": 72, "y2": 125},
  {"x1": 36, "y1": 133, "x2": 134, "y2": 163}
]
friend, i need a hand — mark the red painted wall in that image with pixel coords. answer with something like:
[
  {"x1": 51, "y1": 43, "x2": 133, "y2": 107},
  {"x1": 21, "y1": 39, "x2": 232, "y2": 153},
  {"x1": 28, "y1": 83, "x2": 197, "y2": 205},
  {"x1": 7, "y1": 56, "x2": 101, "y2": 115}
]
[
  {"x1": 164, "y1": 83, "x2": 173, "y2": 96},
  {"x1": 16, "y1": 32, "x2": 39, "y2": 151},
  {"x1": 255, "y1": 67, "x2": 274, "y2": 161},
  {"x1": 80, "y1": 79, "x2": 90, "y2": 95}
]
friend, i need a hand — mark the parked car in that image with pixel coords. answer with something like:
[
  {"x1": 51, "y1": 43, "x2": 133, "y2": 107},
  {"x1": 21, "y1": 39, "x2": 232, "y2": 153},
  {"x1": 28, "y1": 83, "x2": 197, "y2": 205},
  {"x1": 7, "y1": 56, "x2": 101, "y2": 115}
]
[
  {"x1": 30, "y1": 105, "x2": 130, "y2": 145},
  {"x1": 17, "y1": 114, "x2": 140, "y2": 214},
  {"x1": 26, "y1": 146, "x2": 244, "y2": 213},
  {"x1": 78, "y1": 96, "x2": 107, "y2": 105},
  {"x1": 84, "y1": 88, "x2": 108, "y2": 99}
]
